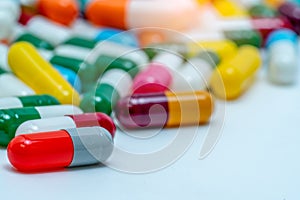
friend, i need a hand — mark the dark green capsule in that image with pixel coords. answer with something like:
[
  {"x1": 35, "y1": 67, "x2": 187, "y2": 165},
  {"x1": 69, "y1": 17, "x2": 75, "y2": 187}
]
[
  {"x1": 15, "y1": 33, "x2": 54, "y2": 50},
  {"x1": 249, "y1": 4, "x2": 278, "y2": 18},
  {"x1": 80, "y1": 84, "x2": 120, "y2": 115},
  {"x1": 224, "y1": 30, "x2": 263, "y2": 48},
  {"x1": 19, "y1": 95, "x2": 60, "y2": 107},
  {"x1": 0, "y1": 107, "x2": 41, "y2": 146},
  {"x1": 95, "y1": 55, "x2": 139, "y2": 78},
  {"x1": 63, "y1": 37, "x2": 97, "y2": 49}
]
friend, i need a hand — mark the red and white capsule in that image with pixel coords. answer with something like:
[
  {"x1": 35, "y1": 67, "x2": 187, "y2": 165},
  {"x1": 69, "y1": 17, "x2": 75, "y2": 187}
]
[
  {"x1": 7, "y1": 126, "x2": 114, "y2": 172},
  {"x1": 16, "y1": 112, "x2": 116, "y2": 138}
]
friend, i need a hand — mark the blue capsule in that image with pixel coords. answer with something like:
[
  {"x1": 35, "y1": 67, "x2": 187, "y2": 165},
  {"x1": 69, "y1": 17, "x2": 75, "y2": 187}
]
[{"x1": 53, "y1": 64, "x2": 82, "y2": 92}]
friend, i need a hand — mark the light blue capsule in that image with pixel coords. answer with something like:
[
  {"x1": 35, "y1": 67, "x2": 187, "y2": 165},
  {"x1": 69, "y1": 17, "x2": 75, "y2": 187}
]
[
  {"x1": 265, "y1": 29, "x2": 298, "y2": 48},
  {"x1": 53, "y1": 64, "x2": 82, "y2": 93},
  {"x1": 95, "y1": 28, "x2": 139, "y2": 47}
]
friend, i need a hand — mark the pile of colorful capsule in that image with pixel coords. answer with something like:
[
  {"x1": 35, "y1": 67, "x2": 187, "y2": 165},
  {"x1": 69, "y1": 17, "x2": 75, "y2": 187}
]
[{"x1": 0, "y1": 0, "x2": 299, "y2": 172}]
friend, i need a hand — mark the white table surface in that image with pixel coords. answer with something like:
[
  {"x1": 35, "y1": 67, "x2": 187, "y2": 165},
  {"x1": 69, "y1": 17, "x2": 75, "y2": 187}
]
[{"x1": 0, "y1": 60, "x2": 299, "y2": 200}]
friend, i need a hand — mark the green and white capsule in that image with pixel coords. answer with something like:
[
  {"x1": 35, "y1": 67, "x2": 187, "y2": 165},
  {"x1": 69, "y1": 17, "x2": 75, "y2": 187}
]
[
  {"x1": 80, "y1": 69, "x2": 132, "y2": 115},
  {"x1": 0, "y1": 95, "x2": 60, "y2": 109},
  {"x1": 0, "y1": 68, "x2": 34, "y2": 97},
  {"x1": 0, "y1": 105, "x2": 83, "y2": 146}
]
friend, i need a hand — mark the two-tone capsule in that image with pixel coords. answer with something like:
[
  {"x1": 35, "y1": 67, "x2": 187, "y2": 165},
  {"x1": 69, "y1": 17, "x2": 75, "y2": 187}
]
[
  {"x1": 210, "y1": 45, "x2": 262, "y2": 100},
  {"x1": 115, "y1": 91, "x2": 213, "y2": 129},
  {"x1": 8, "y1": 126, "x2": 114, "y2": 172},
  {"x1": 266, "y1": 29, "x2": 298, "y2": 84},
  {"x1": 16, "y1": 112, "x2": 116, "y2": 138},
  {"x1": 0, "y1": 105, "x2": 82, "y2": 146},
  {"x1": 86, "y1": 0, "x2": 197, "y2": 30},
  {"x1": 0, "y1": 95, "x2": 59, "y2": 109}
]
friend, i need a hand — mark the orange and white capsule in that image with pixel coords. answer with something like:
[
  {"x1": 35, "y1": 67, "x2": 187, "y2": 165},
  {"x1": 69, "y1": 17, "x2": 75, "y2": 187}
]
[{"x1": 86, "y1": 0, "x2": 198, "y2": 30}]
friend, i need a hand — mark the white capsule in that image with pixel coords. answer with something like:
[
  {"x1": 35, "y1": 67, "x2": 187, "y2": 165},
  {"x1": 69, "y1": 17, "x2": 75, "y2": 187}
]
[
  {"x1": 0, "y1": 10, "x2": 16, "y2": 40},
  {"x1": 0, "y1": 71, "x2": 35, "y2": 97},
  {"x1": 35, "y1": 105, "x2": 83, "y2": 118},
  {"x1": 151, "y1": 52, "x2": 183, "y2": 70},
  {"x1": 266, "y1": 29, "x2": 298, "y2": 85},
  {"x1": 171, "y1": 57, "x2": 214, "y2": 92},
  {"x1": 71, "y1": 19, "x2": 100, "y2": 40},
  {"x1": 26, "y1": 16, "x2": 72, "y2": 46},
  {"x1": 0, "y1": 0, "x2": 20, "y2": 40},
  {"x1": 38, "y1": 49, "x2": 54, "y2": 61},
  {"x1": 16, "y1": 116, "x2": 76, "y2": 136},
  {"x1": 0, "y1": 97, "x2": 23, "y2": 109},
  {"x1": 0, "y1": 0, "x2": 20, "y2": 21},
  {"x1": 54, "y1": 45, "x2": 91, "y2": 61},
  {"x1": 0, "y1": 44, "x2": 10, "y2": 71}
]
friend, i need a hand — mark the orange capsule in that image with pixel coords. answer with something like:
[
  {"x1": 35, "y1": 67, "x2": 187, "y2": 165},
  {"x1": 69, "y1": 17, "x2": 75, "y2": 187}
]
[{"x1": 37, "y1": 0, "x2": 79, "y2": 26}]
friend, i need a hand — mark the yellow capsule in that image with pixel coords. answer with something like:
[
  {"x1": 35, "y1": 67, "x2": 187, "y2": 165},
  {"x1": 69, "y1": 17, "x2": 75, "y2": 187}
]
[
  {"x1": 8, "y1": 42, "x2": 80, "y2": 105},
  {"x1": 213, "y1": 0, "x2": 248, "y2": 17},
  {"x1": 210, "y1": 45, "x2": 261, "y2": 100},
  {"x1": 191, "y1": 40, "x2": 238, "y2": 61}
]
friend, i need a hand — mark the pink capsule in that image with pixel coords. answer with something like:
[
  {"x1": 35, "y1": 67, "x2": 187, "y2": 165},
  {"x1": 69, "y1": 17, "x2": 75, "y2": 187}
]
[{"x1": 132, "y1": 52, "x2": 182, "y2": 94}]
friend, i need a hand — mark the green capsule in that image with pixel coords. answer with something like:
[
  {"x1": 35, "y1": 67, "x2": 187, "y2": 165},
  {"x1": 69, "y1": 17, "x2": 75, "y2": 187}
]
[
  {"x1": 224, "y1": 30, "x2": 263, "y2": 48},
  {"x1": 80, "y1": 84, "x2": 120, "y2": 115},
  {"x1": 50, "y1": 56, "x2": 100, "y2": 92},
  {"x1": 15, "y1": 33, "x2": 54, "y2": 50},
  {"x1": 63, "y1": 37, "x2": 97, "y2": 49},
  {"x1": 249, "y1": 4, "x2": 277, "y2": 18},
  {"x1": 95, "y1": 55, "x2": 139, "y2": 78}
]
